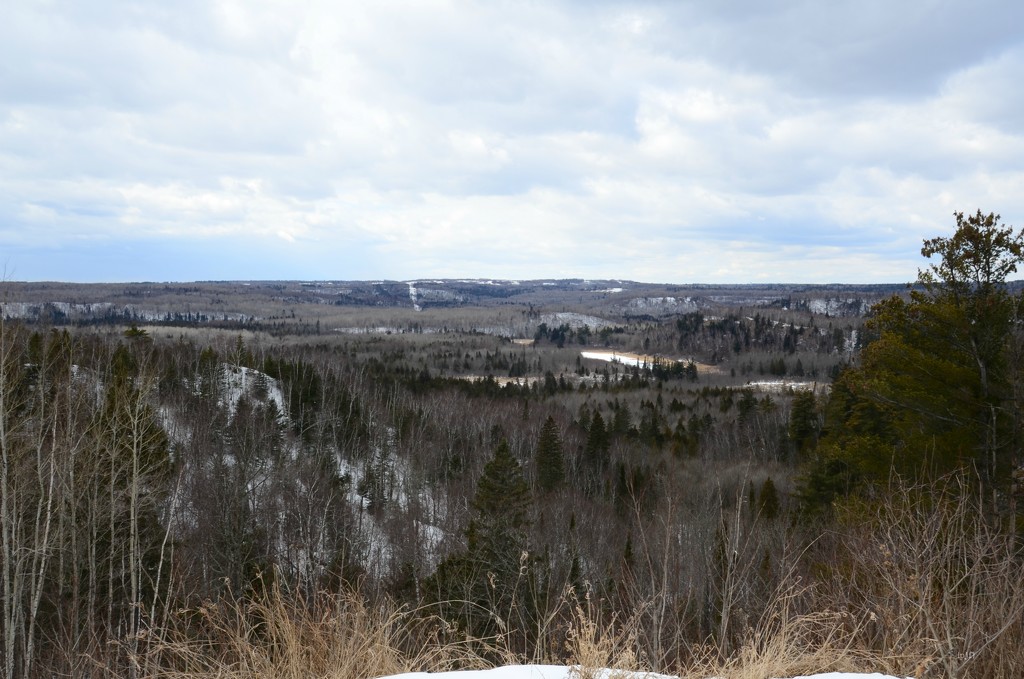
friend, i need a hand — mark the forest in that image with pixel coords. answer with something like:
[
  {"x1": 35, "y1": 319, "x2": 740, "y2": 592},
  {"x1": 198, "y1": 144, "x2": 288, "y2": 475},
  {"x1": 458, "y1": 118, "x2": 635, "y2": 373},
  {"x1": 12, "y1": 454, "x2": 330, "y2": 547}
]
[{"x1": 2, "y1": 211, "x2": 1024, "y2": 679}]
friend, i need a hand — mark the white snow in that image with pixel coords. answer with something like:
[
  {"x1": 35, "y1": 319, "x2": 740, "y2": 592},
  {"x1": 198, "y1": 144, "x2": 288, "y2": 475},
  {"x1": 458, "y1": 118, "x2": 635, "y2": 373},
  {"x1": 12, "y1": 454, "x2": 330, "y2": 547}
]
[
  {"x1": 373, "y1": 668, "x2": 903, "y2": 679},
  {"x1": 220, "y1": 364, "x2": 287, "y2": 417},
  {"x1": 0, "y1": 300, "x2": 255, "y2": 323},
  {"x1": 581, "y1": 350, "x2": 672, "y2": 369},
  {"x1": 407, "y1": 282, "x2": 422, "y2": 311},
  {"x1": 623, "y1": 296, "x2": 700, "y2": 313},
  {"x1": 845, "y1": 329, "x2": 858, "y2": 355},
  {"x1": 805, "y1": 298, "x2": 870, "y2": 317},
  {"x1": 338, "y1": 426, "x2": 449, "y2": 577},
  {"x1": 745, "y1": 380, "x2": 820, "y2": 393},
  {"x1": 540, "y1": 312, "x2": 615, "y2": 329}
]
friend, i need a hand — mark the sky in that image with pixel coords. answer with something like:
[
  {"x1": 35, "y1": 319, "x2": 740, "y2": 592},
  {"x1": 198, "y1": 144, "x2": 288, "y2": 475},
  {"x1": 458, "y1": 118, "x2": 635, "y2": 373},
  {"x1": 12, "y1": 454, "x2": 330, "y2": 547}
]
[{"x1": 2, "y1": 1, "x2": 1024, "y2": 284}]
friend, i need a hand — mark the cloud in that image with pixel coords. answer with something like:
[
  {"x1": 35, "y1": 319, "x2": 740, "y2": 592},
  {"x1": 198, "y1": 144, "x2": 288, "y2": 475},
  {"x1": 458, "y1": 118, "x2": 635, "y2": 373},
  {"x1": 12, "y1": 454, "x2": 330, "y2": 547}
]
[{"x1": 1, "y1": 1, "x2": 1023, "y2": 283}]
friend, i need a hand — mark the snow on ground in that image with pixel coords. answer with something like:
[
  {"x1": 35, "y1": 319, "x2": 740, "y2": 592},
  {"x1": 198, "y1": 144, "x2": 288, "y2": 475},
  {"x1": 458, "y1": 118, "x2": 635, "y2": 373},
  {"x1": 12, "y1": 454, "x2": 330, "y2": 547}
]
[
  {"x1": 540, "y1": 312, "x2": 616, "y2": 330},
  {"x1": 580, "y1": 351, "x2": 720, "y2": 376},
  {"x1": 581, "y1": 350, "x2": 663, "y2": 368},
  {"x1": 456, "y1": 374, "x2": 543, "y2": 387},
  {"x1": 0, "y1": 301, "x2": 255, "y2": 323},
  {"x1": 407, "y1": 282, "x2": 422, "y2": 311},
  {"x1": 337, "y1": 426, "x2": 449, "y2": 577},
  {"x1": 804, "y1": 298, "x2": 871, "y2": 317},
  {"x1": 1, "y1": 301, "x2": 114, "y2": 319},
  {"x1": 455, "y1": 279, "x2": 520, "y2": 285},
  {"x1": 373, "y1": 668, "x2": 903, "y2": 679},
  {"x1": 744, "y1": 380, "x2": 821, "y2": 393},
  {"x1": 157, "y1": 404, "x2": 192, "y2": 446},
  {"x1": 334, "y1": 326, "x2": 412, "y2": 334},
  {"x1": 623, "y1": 296, "x2": 700, "y2": 314},
  {"x1": 220, "y1": 364, "x2": 287, "y2": 417},
  {"x1": 845, "y1": 329, "x2": 858, "y2": 355}
]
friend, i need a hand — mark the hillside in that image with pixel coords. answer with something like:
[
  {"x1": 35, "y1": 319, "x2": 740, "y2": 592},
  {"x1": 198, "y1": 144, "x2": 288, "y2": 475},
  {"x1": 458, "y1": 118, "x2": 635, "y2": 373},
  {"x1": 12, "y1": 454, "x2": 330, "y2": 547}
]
[{"x1": 1, "y1": 256, "x2": 1022, "y2": 678}]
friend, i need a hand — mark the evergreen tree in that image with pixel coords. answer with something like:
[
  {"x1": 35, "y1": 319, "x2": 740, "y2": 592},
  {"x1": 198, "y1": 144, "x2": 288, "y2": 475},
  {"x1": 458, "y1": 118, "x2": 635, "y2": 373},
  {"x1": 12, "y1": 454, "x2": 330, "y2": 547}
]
[
  {"x1": 427, "y1": 440, "x2": 534, "y2": 642},
  {"x1": 612, "y1": 401, "x2": 631, "y2": 436},
  {"x1": 470, "y1": 440, "x2": 531, "y2": 569},
  {"x1": 758, "y1": 476, "x2": 780, "y2": 520},
  {"x1": 788, "y1": 390, "x2": 819, "y2": 455},
  {"x1": 584, "y1": 411, "x2": 610, "y2": 471},
  {"x1": 802, "y1": 211, "x2": 1024, "y2": 510},
  {"x1": 535, "y1": 416, "x2": 565, "y2": 492}
]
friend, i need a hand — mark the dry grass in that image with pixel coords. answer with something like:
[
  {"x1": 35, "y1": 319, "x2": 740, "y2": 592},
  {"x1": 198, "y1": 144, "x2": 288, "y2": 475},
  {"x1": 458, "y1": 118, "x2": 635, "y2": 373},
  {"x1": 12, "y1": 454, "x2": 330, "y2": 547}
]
[
  {"x1": 141, "y1": 581, "x2": 892, "y2": 679},
  {"x1": 680, "y1": 600, "x2": 875, "y2": 679},
  {"x1": 827, "y1": 479, "x2": 1024, "y2": 679},
  {"x1": 563, "y1": 601, "x2": 645, "y2": 679},
  {"x1": 556, "y1": 584, "x2": 879, "y2": 679},
  {"x1": 139, "y1": 483, "x2": 1024, "y2": 679},
  {"x1": 145, "y1": 582, "x2": 494, "y2": 679}
]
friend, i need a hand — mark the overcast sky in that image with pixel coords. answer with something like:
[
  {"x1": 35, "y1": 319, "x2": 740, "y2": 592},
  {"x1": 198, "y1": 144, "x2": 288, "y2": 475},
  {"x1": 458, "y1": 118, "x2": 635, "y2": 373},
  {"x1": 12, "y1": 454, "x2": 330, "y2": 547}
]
[{"x1": 2, "y1": 1, "x2": 1023, "y2": 283}]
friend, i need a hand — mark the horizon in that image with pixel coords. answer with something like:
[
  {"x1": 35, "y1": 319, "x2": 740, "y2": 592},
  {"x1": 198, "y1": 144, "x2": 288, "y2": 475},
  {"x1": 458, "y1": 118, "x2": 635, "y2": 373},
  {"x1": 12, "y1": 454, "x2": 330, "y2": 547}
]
[{"x1": 3, "y1": 275, "x2": 921, "y2": 287}]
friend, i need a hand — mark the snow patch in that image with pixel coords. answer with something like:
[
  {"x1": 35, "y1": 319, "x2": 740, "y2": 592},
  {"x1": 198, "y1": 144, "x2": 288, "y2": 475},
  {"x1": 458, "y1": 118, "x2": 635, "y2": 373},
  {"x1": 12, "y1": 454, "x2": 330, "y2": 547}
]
[
  {"x1": 623, "y1": 296, "x2": 700, "y2": 313},
  {"x1": 803, "y1": 298, "x2": 871, "y2": 317},
  {"x1": 407, "y1": 282, "x2": 422, "y2": 311},
  {"x1": 581, "y1": 350, "x2": 668, "y2": 368},
  {"x1": 374, "y1": 668, "x2": 904, "y2": 679},
  {"x1": 219, "y1": 364, "x2": 287, "y2": 418},
  {"x1": 540, "y1": 312, "x2": 615, "y2": 330},
  {"x1": 745, "y1": 380, "x2": 822, "y2": 393}
]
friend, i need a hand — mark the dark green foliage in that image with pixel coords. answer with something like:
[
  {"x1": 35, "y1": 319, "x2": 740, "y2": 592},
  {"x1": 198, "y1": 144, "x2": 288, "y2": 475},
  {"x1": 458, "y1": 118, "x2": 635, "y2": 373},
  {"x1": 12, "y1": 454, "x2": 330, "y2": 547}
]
[
  {"x1": 535, "y1": 416, "x2": 565, "y2": 492},
  {"x1": 426, "y1": 440, "x2": 535, "y2": 643},
  {"x1": 123, "y1": 323, "x2": 149, "y2": 340},
  {"x1": 788, "y1": 390, "x2": 818, "y2": 455},
  {"x1": 801, "y1": 211, "x2": 1024, "y2": 511},
  {"x1": 758, "y1": 476, "x2": 780, "y2": 520},
  {"x1": 584, "y1": 411, "x2": 610, "y2": 471},
  {"x1": 471, "y1": 440, "x2": 532, "y2": 558},
  {"x1": 17, "y1": 268, "x2": 1024, "y2": 675},
  {"x1": 611, "y1": 401, "x2": 632, "y2": 437},
  {"x1": 737, "y1": 389, "x2": 758, "y2": 424}
]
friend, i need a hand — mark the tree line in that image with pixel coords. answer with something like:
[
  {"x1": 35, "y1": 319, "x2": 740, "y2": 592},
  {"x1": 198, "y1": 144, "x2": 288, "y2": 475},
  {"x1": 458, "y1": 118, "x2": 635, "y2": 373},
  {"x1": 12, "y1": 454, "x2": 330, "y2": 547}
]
[{"x1": 1, "y1": 210, "x2": 1023, "y2": 678}]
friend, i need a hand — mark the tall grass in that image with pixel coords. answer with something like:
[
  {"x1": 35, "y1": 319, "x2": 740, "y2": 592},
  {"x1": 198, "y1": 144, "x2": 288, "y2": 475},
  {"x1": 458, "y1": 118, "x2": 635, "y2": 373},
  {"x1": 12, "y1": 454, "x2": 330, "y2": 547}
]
[
  {"x1": 137, "y1": 479, "x2": 1024, "y2": 679},
  {"x1": 140, "y1": 583, "x2": 882, "y2": 679},
  {"x1": 145, "y1": 581, "x2": 495, "y2": 679}
]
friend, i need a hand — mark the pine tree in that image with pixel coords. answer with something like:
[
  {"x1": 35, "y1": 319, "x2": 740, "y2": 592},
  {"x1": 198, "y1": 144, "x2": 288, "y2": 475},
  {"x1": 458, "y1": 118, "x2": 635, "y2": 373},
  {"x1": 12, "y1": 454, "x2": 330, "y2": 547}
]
[
  {"x1": 612, "y1": 401, "x2": 631, "y2": 436},
  {"x1": 426, "y1": 440, "x2": 534, "y2": 642},
  {"x1": 801, "y1": 211, "x2": 1024, "y2": 511},
  {"x1": 788, "y1": 390, "x2": 818, "y2": 455},
  {"x1": 758, "y1": 476, "x2": 780, "y2": 520},
  {"x1": 470, "y1": 440, "x2": 531, "y2": 572},
  {"x1": 584, "y1": 411, "x2": 610, "y2": 471},
  {"x1": 535, "y1": 416, "x2": 565, "y2": 492}
]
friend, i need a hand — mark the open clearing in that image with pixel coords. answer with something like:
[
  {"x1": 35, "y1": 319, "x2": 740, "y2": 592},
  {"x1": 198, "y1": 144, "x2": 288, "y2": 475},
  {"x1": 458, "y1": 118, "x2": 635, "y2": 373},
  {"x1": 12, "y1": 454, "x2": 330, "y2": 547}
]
[{"x1": 580, "y1": 349, "x2": 721, "y2": 374}]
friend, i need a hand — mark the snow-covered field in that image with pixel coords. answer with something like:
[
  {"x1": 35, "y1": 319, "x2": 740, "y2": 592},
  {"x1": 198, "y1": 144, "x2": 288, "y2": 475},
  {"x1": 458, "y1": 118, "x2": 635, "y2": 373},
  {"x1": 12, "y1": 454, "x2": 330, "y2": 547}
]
[
  {"x1": 622, "y1": 296, "x2": 701, "y2": 314},
  {"x1": 804, "y1": 298, "x2": 871, "y2": 317},
  {"x1": 373, "y1": 667, "x2": 904, "y2": 679},
  {"x1": 540, "y1": 312, "x2": 616, "y2": 329},
  {"x1": 220, "y1": 363, "x2": 287, "y2": 416},
  {"x1": 580, "y1": 350, "x2": 723, "y2": 376},
  {"x1": 745, "y1": 380, "x2": 821, "y2": 393},
  {"x1": 1, "y1": 300, "x2": 255, "y2": 323},
  {"x1": 581, "y1": 350, "x2": 665, "y2": 368}
]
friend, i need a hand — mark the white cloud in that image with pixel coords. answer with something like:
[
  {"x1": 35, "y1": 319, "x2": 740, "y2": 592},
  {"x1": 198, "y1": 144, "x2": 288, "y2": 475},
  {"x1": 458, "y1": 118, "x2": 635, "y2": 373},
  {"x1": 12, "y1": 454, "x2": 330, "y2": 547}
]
[{"x1": 1, "y1": 1, "x2": 1023, "y2": 282}]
